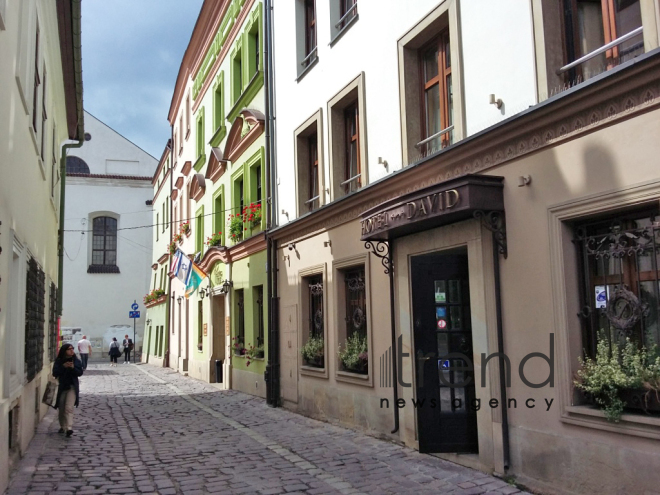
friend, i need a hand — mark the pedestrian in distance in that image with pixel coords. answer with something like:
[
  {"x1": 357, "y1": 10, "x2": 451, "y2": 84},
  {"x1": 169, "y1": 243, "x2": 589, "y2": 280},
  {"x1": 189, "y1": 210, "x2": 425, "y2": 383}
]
[
  {"x1": 77, "y1": 334, "x2": 92, "y2": 370},
  {"x1": 108, "y1": 337, "x2": 121, "y2": 366},
  {"x1": 52, "y1": 343, "x2": 83, "y2": 437},
  {"x1": 122, "y1": 334, "x2": 134, "y2": 364}
]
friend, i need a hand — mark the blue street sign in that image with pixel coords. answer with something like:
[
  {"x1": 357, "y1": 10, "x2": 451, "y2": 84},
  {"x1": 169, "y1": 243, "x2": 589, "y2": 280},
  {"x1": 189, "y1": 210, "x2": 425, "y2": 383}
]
[
  {"x1": 131, "y1": 302, "x2": 139, "y2": 310},
  {"x1": 129, "y1": 311, "x2": 140, "y2": 319}
]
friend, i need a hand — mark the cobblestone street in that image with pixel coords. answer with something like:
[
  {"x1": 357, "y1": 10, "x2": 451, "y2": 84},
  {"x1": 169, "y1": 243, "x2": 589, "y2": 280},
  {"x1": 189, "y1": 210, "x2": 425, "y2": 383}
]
[{"x1": 7, "y1": 363, "x2": 527, "y2": 495}]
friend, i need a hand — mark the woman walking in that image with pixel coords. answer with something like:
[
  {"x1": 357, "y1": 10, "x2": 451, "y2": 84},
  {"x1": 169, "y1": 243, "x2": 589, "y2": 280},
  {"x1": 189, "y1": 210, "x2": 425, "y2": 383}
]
[
  {"x1": 109, "y1": 337, "x2": 121, "y2": 366},
  {"x1": 52, "y1": 343, "x2": 83, "y2": 437}
]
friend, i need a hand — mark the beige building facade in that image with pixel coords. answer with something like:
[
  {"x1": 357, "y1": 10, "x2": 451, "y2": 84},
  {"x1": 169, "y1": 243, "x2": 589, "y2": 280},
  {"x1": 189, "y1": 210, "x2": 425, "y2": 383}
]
[{"x1": 270, "y1": 1, "x2": 660, "y2": 494}]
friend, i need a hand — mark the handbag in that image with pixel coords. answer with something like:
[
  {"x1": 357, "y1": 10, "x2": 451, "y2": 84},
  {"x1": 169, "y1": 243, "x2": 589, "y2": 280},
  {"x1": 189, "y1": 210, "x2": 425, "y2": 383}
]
[{"x1": 42, "y1": 379, "x2": 59, "y2": 409}]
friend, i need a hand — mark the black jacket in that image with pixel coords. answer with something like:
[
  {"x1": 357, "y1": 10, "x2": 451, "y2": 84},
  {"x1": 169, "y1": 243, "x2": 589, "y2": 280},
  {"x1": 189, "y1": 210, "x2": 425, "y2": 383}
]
[{"x1": 52, "y1": 357, "x2": 84, "y2": 408}]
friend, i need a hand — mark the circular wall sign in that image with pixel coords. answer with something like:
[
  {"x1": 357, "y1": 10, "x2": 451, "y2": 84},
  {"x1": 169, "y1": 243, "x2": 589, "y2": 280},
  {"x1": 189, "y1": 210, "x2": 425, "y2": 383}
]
[{"x1": 437, "y1": 319, "x2": 447, "y2": 329}]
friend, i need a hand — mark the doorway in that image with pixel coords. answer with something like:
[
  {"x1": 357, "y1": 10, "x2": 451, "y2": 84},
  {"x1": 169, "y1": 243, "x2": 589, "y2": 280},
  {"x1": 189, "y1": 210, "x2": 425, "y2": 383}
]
[{"x1": 411, "y1": 247, "x2": 478, "y2": 454}]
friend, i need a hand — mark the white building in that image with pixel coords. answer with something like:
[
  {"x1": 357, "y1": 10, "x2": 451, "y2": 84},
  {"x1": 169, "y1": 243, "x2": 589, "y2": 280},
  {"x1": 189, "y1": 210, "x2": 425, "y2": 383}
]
[
  {"x1": 0, "y1": 0, "x2": 84, "y2": 491},
  {"x1": 60, "y1": 111, "x2": 157, "y2": 354}
]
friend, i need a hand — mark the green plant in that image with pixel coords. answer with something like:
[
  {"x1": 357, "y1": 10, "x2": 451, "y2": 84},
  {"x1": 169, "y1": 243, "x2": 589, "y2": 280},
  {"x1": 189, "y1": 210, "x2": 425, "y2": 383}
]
[
  {"x1": 173, "y1": 232, "x2": 183, "y2": 244},
  {"x1": 338, "y1": 333, "x2": 368, "y2": 374},
  {"x1": 143, "y1": 289, "x2": 165, "y2": 305},
  {"x1": 227, "y1": 214, "x2": 243, "y2": 242},
  {"x1": 180, "y1": 221, "x2": 191, "y2": 235},
  {"x1": 168, "y1": 241, "x2": 177, "y2": 255},
  {"x1": 301, "y1": 335, "x2": 324, "y2": 367},
  {"x1": 232, "y1": 337, "x2": 246, "y2": 356},
  {"x1": 206, "y1": 231, "x2": 223, "y2": 247},
  {"x1": 245, "y1": 343, "x2": 265, "y2": 367},
  {"x1": 243, "y1": 203, "x2": 262, "y2": 229},
  {"x1": 574, "y1": 335, "x2": 660, "y2": 422}
]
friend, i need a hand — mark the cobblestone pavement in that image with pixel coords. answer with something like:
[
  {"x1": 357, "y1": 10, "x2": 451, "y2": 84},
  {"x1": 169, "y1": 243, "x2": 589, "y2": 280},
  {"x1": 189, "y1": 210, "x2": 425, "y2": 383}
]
[{"x1": 7, "y1": 363, "x2": 528, "y2": 495}]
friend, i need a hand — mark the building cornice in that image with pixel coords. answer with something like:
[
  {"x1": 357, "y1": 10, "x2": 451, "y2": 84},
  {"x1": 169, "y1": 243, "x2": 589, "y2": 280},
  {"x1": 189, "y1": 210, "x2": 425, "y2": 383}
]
[
  {"x1": 270, "y1": 49, "x2": 660, "y2": 246},
  {"x1": 198, "y1": 232, "x2": 266, "y2": 273}
]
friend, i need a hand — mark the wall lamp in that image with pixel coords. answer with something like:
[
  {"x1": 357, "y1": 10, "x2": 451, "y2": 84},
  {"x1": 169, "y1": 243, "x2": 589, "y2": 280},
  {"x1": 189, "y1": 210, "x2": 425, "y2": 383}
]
[
  {"x1": 489, "y1": 93, "x2": 503, "y2": 109},
  {"x1": 220, "y1": 279, "x2": 233, "y2": 294},
  {"x1": 146, "y1": 319, "x2": 152, "y2": 325},
  {"x1": 176, "y1": 296, "x2": 183, "y2": 304}
]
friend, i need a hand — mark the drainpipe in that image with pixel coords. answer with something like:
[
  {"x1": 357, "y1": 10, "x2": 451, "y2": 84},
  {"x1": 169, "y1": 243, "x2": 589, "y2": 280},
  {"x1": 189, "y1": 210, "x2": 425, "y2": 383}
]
[
  {"x1": 57, "y1": 0, "x2": 84, "y2": 316},
  {"x1": 165, "y1": 135, "x2": 173, "y2": 369},
  {"x1": 493, "y1": 241, "x2": 510, "y2": 470},
  {"x1": 388, "y1": 243, "x2": 399, "y2": 434},
  {"x1": 264, "y1": 0, "x2": 280, "y2": 407}
]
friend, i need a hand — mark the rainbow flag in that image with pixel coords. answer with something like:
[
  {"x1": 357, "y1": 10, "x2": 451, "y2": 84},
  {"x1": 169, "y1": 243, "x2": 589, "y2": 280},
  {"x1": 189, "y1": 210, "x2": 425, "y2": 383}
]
[{"x1": 185, "y1": 262, "x2": 207, "y2": 298}]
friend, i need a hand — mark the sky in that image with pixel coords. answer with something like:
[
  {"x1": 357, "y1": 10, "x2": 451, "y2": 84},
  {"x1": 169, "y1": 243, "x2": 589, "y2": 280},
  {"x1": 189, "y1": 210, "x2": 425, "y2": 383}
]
[{"x1": 81, "y1": 0, "x2": 204, "y2": 159}]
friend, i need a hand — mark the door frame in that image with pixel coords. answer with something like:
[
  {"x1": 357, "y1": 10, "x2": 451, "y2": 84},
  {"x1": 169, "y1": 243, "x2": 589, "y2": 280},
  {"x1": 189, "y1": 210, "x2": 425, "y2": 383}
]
[{"x1": 395, "y1": 218, "x2": 504, "y2": 473}]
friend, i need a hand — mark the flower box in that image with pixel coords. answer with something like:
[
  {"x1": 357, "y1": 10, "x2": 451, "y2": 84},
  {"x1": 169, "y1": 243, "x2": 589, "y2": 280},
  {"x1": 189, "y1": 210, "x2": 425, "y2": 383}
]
[{"x1": 145, "y1": 295, "x2": 167, "y2": 308}]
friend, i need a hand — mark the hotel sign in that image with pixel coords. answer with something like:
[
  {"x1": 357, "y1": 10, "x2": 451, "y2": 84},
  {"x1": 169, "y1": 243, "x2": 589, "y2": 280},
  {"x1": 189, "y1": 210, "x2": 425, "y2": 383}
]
[{"x1": 360, "y1": 175, "x2": 504, "y2": 241}]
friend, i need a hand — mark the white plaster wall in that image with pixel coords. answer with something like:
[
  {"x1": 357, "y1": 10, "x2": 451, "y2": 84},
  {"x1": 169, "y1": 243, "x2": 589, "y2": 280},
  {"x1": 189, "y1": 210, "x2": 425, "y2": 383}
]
[
  {"x1": 272, "y1": 0, "x2": 537, "y2": 227},
  {"x1": 71, "y1": 111, "x2": 156, "y2": 177},
  {"x1": 61, "y1": 113, "x2": 157, "y2": 353}
]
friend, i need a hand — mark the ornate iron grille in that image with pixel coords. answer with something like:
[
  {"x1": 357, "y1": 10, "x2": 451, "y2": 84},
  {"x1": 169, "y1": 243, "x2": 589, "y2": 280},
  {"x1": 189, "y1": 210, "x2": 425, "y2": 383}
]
[
  {"x1": 256, "y1": 286, "x2": 264, "y2": 347},
  {"x1": 574, "y1": 211, "x2": 660, "y2": 357},
  {"x1": 344, "y1": 267, "x2": 366, "y2": 339},
  {"x1": 48, "y1": 282, "x2": 58, "y2": 362},
  {"x1": 308, "y1": 276, "x2": 323, "y2": 338},
  {"x1": 25, "y1": 257, "x2": 45, "y2": 382}
]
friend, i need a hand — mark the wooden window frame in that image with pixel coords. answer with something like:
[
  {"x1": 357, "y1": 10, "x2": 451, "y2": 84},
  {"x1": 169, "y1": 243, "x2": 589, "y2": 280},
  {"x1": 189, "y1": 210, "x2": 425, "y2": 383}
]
[
  {"x1": 197, "y1": 300, "x2": 203, "y2": 351},
  {"x1": 294, "y1": 109, "x2": 324, "y2": 216},
  {"x1": 40, "y1": 66, "x2": 47, "y2": 161},
  {"x1": 343, "y1": 102, "x2": 360, "y2": 195},
  {"x1": 305, "y1": 0, "x2": 316, "y2": 62},
  {"x1": 339, "y1": 0, "x2": 357, "y2": 30},
  {"x1": 236, "y1": 289, "x2": 245, "y2": 350},
  {"x1": 308, "y1": 134, "x2": 319, "y2": 211},
  {"x1": 255, "y1": 285, "x2": 264, "y2": 347},
  {"x1": 299, "y1": 264, "x2": 329, "y2": 378},
  {"x1": 32, "y1": 23, "x2": 40, "y2": 133},
  {"x1": 420, "y1": 30, "x2": 452, "y2": 154}
]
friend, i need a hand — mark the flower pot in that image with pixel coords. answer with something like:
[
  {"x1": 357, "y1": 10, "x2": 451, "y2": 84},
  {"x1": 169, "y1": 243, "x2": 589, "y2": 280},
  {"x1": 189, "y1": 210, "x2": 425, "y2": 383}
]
[
  {"x1": 304, "y1": 355, "x2": 324, "y2": 368},
  {"x1": 619, "y1": 388, "x2": 660, "y2": 414}
]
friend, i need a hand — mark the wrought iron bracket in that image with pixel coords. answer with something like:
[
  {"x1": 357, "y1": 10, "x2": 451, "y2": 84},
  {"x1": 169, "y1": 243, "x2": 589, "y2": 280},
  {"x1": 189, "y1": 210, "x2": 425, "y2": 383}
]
[
  {"x1": 474, "y1": 210, "x2": 508, "y2": 259},
  {"x1": 364, "y1": 240, "x2": 392, "y2": 274}
]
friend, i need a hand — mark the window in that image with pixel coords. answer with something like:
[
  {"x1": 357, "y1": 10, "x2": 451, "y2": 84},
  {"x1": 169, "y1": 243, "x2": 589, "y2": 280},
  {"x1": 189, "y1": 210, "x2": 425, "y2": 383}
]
[
  {"x1": 195, "y1": 207, "x2": 204, "y2": 255},
  {"x1": 32, "y1": 23, "x2": 40, "y2": 133},
  {"x1": 304, "y1": 0, "x2": 317, "y2": 68},
  {"x1": 213, "y1": 77, "x2": 224, "y2": 132},
  {"x1": 65, "y1": 156, "x2": 90, "y2": 174},
  {"x1": 329, "y1": 0, "x2": 358, "y2": 44},
  {"x1": 196, "y1": 109, "x2": 205, "y2": 160},
  {"x1": 254, "y1": 285, "x2": 264, "y2": 347},
  {"x1": 421, "y1": 31, "x2": 453, "y2": 154},
  {"x1": 173, "y1": 130, "x2": 178, "y2": 162},
  {"x1": 40, "y1": 67, "x2": 47, "y2": 160},
  {"x1": 247, "y1": 23, "x2": 260, "y2": 79},
  {"x1": 166, "y1": 197, "x2": 169, "y2": 230},
  {"x1": 343, "y1": 102, "x2": 360, "y2": 195},
  {"x1": 398, "y1": 3, "x2": 462, "y2": 166},
  {"x1": 236, "y1": 178, "x2": 244, "y2": 215},
  {"x1": 162, "y1": 202, "x2": 166, "y2": 233},
  {"x1": 186, "y1": 95, "x2": 191, "y2": 137},
  {"x1": 90, "y1": 216, "x2": 118, "y2": 272},
  {"x1": 179, "y1": 114, "x2": 184, "y2": 151},
  {"x1": 213, "y1": 191, "x2": 224, "y2": 245},
  {"x1": 198, "y1": 301, "x2": 203, "y2": 351},
  {"x1": 294, "y1": 110, "x2": 324, "y2": 215},
  {"x1": 561, "y1": 0, "x2": 643, "y2": 83},
  {"x1": 156, "y1": 213, "x2": 159, "y2": 242},
  {"x1": 25, "y1": 257, "x2": 45, "y2": 382},
  {"x1": 328, "y1": 74, "x2": 367, "y2": 201},
  {"x1": 255, "y1": 165, "x2": 262, "y2": 206},
  {"x1": 232, "y1": 48, "x2": 243, "y2": 103},
  {"x1": 574, "y1": 209, "x2": 660, "y2": 357},
  {"x1": 51, "y1": 126, "x2": 58, "y2": 198},
  {"x1": 334, "y1": 259, "x2": 371, "y2": 380},
  {"x1": 236, "y1": 289, "x2": 245, "y2": 349},
  {"x1": 301, "y1": 272, "x2": 325, "y2": 370}
]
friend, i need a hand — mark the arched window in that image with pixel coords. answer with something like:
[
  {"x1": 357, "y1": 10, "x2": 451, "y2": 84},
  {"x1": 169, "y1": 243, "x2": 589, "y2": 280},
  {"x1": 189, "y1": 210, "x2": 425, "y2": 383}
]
[
  {"x1": 66, "y1": 156, "x2": 90, "y2": 174},
  {"x1": 88, "y1": 216, "x2": 119, "y2": 273}
]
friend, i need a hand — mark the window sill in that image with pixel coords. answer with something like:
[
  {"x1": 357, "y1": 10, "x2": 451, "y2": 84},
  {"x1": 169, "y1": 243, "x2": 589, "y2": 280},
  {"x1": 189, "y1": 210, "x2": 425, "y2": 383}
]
[
  {"x1": 563, "y1": 404, "x2": 660, "y2": 440},
  {"x1": 301, "y1": 364, "x2": 328, "y2": 379},
  {"x1": 193, "y1": 153, "x2": 206, "y2": 173},
  {"x1": 87, "y1": 265, "x2": 121, "y2": 274},
  {"x1": 336, "y1": 369, "x2": 371, "y2": 387},
  {"x1": 329, "y1": 14, "x2": 359, "y2": 47},
  {"x1": 296, "y1": 54, "x2": 319, "y2": 83},
  {"x1": 209, "y1": 125, "x2": 227, "y2": 148},
  {"x1": 226, "y1": 70, "x2": 264, "y2": 124}
]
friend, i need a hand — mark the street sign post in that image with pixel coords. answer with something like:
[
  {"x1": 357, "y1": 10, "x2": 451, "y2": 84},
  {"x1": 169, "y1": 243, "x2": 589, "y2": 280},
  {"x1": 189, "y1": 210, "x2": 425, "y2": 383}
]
[{"x1": 129, "y1": 300, "x2": 139, "y2": 363}]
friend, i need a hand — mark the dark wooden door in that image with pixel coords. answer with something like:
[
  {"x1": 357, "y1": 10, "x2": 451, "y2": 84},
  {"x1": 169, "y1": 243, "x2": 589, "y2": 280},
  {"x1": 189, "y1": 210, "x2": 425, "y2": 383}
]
[{"x1": 411, "y1": 249, "x2": 478, "y2": 453}]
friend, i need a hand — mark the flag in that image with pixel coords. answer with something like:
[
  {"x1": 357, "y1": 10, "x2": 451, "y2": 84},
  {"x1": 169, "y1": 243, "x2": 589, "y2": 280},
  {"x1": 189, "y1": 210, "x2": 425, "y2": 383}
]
[
  {"x1": 178, "y1": 254, "x2": 192, "y2": 286},
  {"x1": 185, "y1": 262, "x2": 207, "y2": 298},
  {"x1": 169, "y1": 249, "x2": 183, "y2": 276}
]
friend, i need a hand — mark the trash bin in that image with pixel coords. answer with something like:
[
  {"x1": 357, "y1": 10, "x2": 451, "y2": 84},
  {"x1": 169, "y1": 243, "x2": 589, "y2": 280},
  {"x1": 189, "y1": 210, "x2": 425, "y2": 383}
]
[{"x1": 215, "y1": 359, "x2": 223, "y2": 383}]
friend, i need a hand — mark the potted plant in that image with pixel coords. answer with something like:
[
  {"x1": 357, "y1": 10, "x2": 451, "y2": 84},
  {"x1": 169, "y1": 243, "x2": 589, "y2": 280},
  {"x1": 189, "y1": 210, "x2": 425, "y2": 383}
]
[
  {"x1": 206, "y1": 231, "x2": 223, "y2": 247},
  {"x1": 180, "y1": 221, "x2": 191, "y2": 237},
  {"x1": 301, "y1": 335, "x2": 324, "y2": 368},
  {"x1": 173, "y1": 232, "x2": 184, "y2": 245},
  {"x1": 143, "y1": 288, "x2": 165, "y2": 305},
  {"x1": 168, "y1": 241, "x2": 177, "y2": 255},
  {"x1": 338, "y1": 333, "x2": 368, "y2": 374},
  {"x1": 574, "y1": 335, "x2": 660, "y2": 422},
  {"x1": 243, "y1": 203, "x2": 262, "y2": 229},
  {"x1": 232, "y1": 337, "x2": 246, "y2": 356},
  {"x1": 245, "y1": 343, "x2": 265, "y2": 367},
  {"x1": 227, "y1": 214, "x2": 243, "y2": 243}
]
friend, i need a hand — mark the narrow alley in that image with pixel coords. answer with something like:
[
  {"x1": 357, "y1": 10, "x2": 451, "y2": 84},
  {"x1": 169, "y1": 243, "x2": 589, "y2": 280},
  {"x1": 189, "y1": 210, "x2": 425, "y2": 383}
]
[{"x1": 7, "y1": 364, "x2": 524, "y2": 495}]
